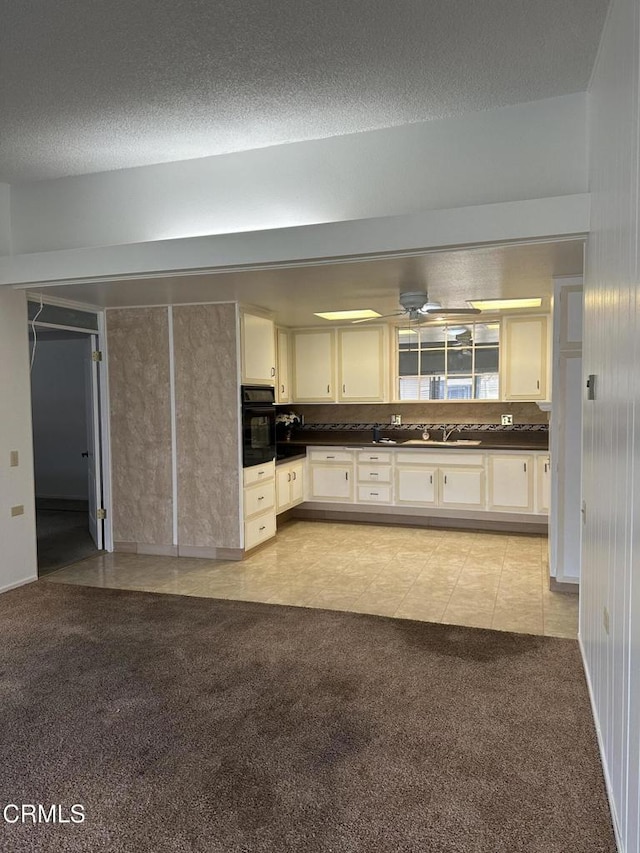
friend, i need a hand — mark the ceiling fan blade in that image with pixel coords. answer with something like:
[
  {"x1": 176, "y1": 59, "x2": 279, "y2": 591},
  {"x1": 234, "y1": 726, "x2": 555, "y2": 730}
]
[
  {"x1": 351, "y1": 311, "x2": 405, "y2": 324},
  {"x1": 424, "y1": 307, "x2": 482, "y2": 316}
]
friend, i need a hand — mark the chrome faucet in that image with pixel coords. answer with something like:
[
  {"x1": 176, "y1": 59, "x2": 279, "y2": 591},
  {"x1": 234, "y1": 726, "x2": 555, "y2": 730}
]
[{"x1": 442, "y1": 425, "x2": 459, "y2": 442}]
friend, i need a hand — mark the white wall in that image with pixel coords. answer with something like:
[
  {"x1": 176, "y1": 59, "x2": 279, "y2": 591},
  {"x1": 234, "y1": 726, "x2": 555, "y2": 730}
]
[
  {"x1": 9, "y1": 94, "x2": 587, "y2": 255},
  {"x1": 31, "y1": 338, "x2": 90, "y2": 500},
  {"x1": 0, "y1": 183, "x2": 11, "y2": 256},
  {"x1": 0, "y1": 289, "x2": 37, "y2": 592},
  {"x1": 582, "y1": 0, "x2": 640, "y2": 849}
]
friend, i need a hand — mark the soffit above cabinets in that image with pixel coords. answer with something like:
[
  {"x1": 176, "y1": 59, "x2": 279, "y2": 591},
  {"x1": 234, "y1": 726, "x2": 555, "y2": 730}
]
[{"x1": 26, "y1": 238, "x2": 584, "y2": 327}]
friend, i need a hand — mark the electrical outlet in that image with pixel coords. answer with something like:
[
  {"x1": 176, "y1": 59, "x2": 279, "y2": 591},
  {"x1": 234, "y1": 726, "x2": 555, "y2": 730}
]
[
  {"x1": 10, "y1": 505, "x2": 24, "y2": 517},
  {"x1": 501, "y1": 414, "x2": 513, "y2": 426},
  {"x1": 603, "y1": 606, "x2": 610, "y2": 635},
  {"x1": 9, "y1": 450, "x2": 19, "y2": 467},
  {"x1": 391, "y1": 414, "x2": 402, "y2": 425}
]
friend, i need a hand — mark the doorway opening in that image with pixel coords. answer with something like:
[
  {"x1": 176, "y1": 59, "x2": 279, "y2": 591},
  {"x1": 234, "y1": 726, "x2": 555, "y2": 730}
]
[{"x1": 29, "y1": 322, "x2": 105, "y2": 575}]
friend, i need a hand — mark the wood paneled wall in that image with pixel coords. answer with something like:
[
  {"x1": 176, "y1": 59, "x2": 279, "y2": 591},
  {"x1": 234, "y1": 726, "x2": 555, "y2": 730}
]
[{"x1": 583, "y1": 0, "x2": 640, "y2": 849}]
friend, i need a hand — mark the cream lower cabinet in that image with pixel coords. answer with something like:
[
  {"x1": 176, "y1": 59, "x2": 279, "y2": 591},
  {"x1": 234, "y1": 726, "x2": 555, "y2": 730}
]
[
  {"x1": 537, "y1": 455, "x2": 551, "y2": 514},
  {"x1": 396, "y1": 451, "x2": 485, "y2": 510},
  {"x1": 308, "y1": 448, "x2": 354, "y2": 501},
  {"x1": 487, "y1": 454, "x2": 534, "y2": 513},
  {"x1": 243, "y1": 461, "x2": 276, "y2": 550},
  {"x1": 304, "y1": 446, "x2": 547, "y2": 519},
  {"x1": 439, "y1": 467, "x2": 485, "y2": 509},
  {"x1": 276, "y1": 459, "x2": 305, "y2": 514}
]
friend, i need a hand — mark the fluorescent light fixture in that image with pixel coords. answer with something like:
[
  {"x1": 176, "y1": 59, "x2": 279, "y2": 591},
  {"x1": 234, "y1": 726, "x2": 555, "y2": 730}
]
[
  {"x1": 314, "y1": 309, "x2": 381, "y2": 321},
  {"x1": 468, "y1": 297, "x2": 542, "y2": 311}
]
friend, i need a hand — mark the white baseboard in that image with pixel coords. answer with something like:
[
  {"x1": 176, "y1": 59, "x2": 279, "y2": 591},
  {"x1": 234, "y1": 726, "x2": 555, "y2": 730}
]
[
  {"x1": 578, "y1": 634, "x2": 624, "y2": 852},
  {"x1": 0, "y1": 575, "x2": 38, "y2": 595}
]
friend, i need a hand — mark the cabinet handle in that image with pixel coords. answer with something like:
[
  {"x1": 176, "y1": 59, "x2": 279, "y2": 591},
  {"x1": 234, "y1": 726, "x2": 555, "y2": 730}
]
[
  {"x1": 281, "y1": 384, "x2": 285, "y2": 393},
  {"x1": 430, "y1": 474, "x2": 433, "y2": 484},
  {"x1": 370, "y1": 472, "x2": 378, "y2": 477},
  {"x1": 523, "y1": 462, "x2": 527, "y2": 473},
  {"x1": 327, "y1": 384, "x2": 330, "y2": 393},
  {"x1": 287, "y1": 473, "x2": 291, "y2": 482},
  {"x1": 271, "y1": 367, "x2": 276, "y2": 377},
  {"x1": 292, "y1": 472, "x2": 297, "y2": 481},
  {"x1": 326, "y1": 455, "x2": 335, "y2": 459},
  {"x1": 345, "y1": 472, "x2": 349, "y2": 480},
  {"x1": 536, "y1": 379, "x2": 540, "y2": 390},
  {"x1": 544, "y1": 463, "x2": 548, "y2": 473},
  {"x1": 370, "y1": 456, "x2": 379, "y2": 460},
  {"x1": 342, "y1": 384, "x2": 346, "y2": 393},
  {"x1": 258, "y1": 495, "x2": 264, "y2": 501},
  {"x1": 258, "y1": 470, "x2": 264, "y2": 475},
  {"x1": 444, "y1": 475, "x2": 447, "y2": 484},
  {"x1": 259, "y1": 525, "x2": 266, "y2": 531},
  {"x1": 370, "y1": 492, "x2": 378, "y2": 496}
]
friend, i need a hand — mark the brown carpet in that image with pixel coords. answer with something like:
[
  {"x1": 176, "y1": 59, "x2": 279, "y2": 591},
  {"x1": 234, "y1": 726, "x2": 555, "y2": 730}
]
[{"x1": 0, "y1": 582, "x2": 615, "y2": 853}]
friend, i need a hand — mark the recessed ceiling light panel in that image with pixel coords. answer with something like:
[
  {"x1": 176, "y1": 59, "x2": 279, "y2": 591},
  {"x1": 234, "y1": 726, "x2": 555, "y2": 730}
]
[
  {"x1": 314, "y1": 309, "x2": 381, "y2": 321},
  {"x1": 468, "y1": 297, "x2": 542, "y2": 311}
]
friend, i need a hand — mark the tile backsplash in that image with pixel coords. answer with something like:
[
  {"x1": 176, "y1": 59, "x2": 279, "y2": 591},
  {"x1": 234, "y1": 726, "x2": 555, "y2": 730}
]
[{"x1": 286, "y1": 402, "x2": 549, "y2": 425}]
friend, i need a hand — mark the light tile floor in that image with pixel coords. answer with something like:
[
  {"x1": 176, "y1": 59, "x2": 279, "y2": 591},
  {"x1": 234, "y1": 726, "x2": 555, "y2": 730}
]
[{"x1": 43, "y1": 521, "x2": 579, "y2": 638}]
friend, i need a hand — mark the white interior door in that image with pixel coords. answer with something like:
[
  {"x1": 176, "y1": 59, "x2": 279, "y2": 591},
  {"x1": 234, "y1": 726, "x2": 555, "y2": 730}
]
[{"x1": 84, "y1": 336, "x2": 103, "y2": 549}]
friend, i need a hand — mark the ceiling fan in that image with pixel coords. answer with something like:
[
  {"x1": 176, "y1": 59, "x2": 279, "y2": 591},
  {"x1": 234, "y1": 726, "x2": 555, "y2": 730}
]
[{"x1": 352, "y1": 290, "x2": 481, "y2": 324}]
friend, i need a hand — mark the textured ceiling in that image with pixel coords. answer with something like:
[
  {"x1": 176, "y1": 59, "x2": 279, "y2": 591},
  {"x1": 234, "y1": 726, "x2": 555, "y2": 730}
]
[
  {"x1": 0, "y1": 0, "x2": 609, "y2": 182},
  {"x1": 27, "y1": 239, "x2": 584, "y2": 325}
]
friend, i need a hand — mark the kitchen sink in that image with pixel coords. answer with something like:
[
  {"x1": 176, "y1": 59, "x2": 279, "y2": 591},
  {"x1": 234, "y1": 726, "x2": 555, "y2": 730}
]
[{"x1": 401, "y1": 439, "x2": 482, "y2": 446}]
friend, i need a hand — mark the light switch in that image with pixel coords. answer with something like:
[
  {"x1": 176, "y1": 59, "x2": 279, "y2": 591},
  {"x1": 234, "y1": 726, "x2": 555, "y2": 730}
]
[
  {"x1": 11, "y1": 505, "x2": 24, "y2": 517},
  {"x1": 10, "y1": 450, "x2": 19, "y2": 467}
]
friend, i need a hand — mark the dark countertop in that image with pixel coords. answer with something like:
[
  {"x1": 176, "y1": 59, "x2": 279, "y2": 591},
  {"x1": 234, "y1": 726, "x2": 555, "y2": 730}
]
[
  {"x1": 278, "y1": 429, "x2": 549, "y2": 453},
  {"x1": 275, "y1": 452, "x2": 307, "y2": 465}
]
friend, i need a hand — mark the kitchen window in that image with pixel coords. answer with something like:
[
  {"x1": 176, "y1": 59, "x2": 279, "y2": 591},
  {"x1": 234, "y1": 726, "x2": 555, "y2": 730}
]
[{"x1": 397, "y1": 322, "x2": 500, "y2": 400}]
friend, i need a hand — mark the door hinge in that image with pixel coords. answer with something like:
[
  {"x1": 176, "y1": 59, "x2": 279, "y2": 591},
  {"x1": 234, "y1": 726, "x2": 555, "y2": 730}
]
[
  {"x1": 97, "y1": 508, "x2": 107, "y2": 520},
  {"x1": 92, "y1": 351, "x2": 103, "y2": 362}
]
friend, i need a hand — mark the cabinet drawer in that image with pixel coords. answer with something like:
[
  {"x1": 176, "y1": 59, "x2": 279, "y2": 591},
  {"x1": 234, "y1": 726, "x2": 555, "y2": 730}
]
[
  {"x1": 357, "y1": 450, "x2": 392, "y2": 463},
  {"x1": 243, "y1": 461, "x2": 275, "y2": 487},
  {"x1": 309, "y1": 449, "x2": 353, "y2": 463},
  {"x1": 244, "y1": 480, "x2": 276, "y2": 518},
  {"x1": 244, "y1": 512, "x2": 276, "y2": 550},
  {"x1": 357, "y1": 465, "x2": 392, "y2": 483},
  {"x1": 357, "y1": 485, "x2": 392, "y2": 503}
]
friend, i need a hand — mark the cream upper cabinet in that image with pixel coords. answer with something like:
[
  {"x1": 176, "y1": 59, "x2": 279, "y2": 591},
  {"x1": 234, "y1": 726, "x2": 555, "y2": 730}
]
[
  {"x1": 241, "y1": 311, "x2": 276, "y2": 386},
  {"x1": 292, "y1": 330, "x2": 336, "y2": 402},
  {"x1": 502, "y1": 315, "x2": 549, "y2": 400},
  {"x1": 276, "y1": 328, "x2": 291, "y2": 403},
  {"x1": 488, "y1": 454, "x2": 534, "y2": 512},
  {"x1": 338, "y1": 326, "x2": 387, "y2": 402}
]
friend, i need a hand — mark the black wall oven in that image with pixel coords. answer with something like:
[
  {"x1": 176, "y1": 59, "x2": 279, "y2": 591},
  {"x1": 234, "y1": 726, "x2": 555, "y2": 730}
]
[{"x1": 241, "y1": 385, "x2": 276, "y2": 468}]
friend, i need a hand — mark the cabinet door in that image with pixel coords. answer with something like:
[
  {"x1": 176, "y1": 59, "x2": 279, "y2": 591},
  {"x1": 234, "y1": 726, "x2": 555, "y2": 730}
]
[
  {"x1": 396, "y1": 468, "x2": 437, "y2": 505},
  {"x1": 242, "y1": 312, "x2": 276, "y2": 385},
  {"x1": 338, "y1": 327, "x2": 386, "y2": 402},
  {"x1": 276, "y1": 328, "x2": 290, "y2": 403},
  {"x1": 439, "y1": 468, "x2": 485, "y2": 508},
  {"x1": 310, "y1": 465, "x2": 352, "y2": 501},
  {"x1": 276, "y1": 466, "x2": 292, "y2": 513},
  {"x1": 537, "y1": 455, "x2": 551, "y2": 514},
  {"x1": 488, "y1": 455, "x2": 534, "y2": 512},
  {"x1": 293, "y1": 330, "x2": 335, "y2": 401},
  {"x1": 290, "y1": 462, "x2": 304, "y2": 506},
  {"x1": 502, "y1": 316, "x2": 548, "y2": 400}
]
